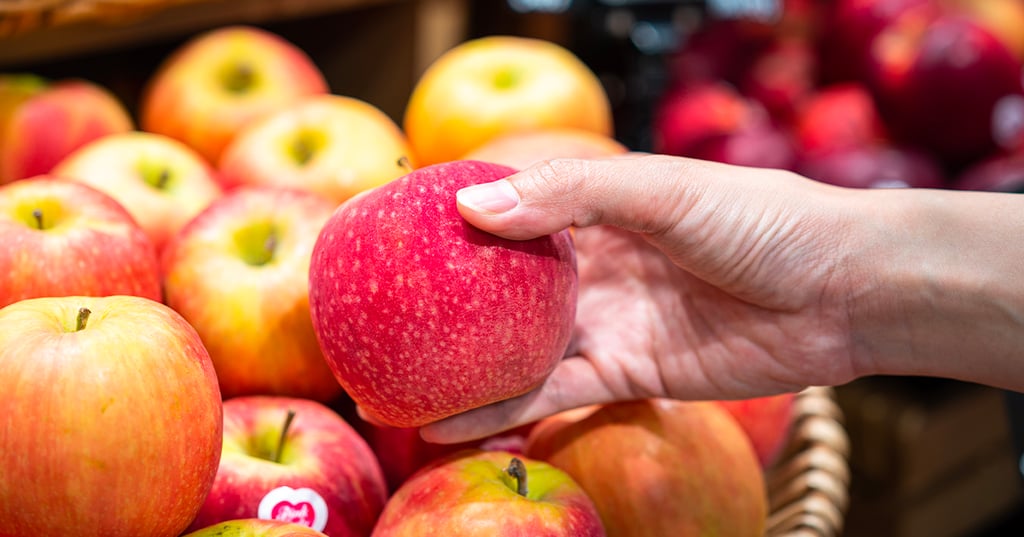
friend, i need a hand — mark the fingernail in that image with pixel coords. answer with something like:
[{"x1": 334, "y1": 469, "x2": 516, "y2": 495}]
[{"x1": 457, "y1": 179, "x2": 520, "y2": 215}]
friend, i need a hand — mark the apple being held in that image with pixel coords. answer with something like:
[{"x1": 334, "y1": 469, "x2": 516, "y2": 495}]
[
  {"x1": 308, "y1": 160, "x2": 578, "y2": 427},
  {"x1": 0, "y1": 177, "x2": 162, "y2": 308},
  {"x1": 371, "y1": 450, "x2": 606, "y2": 536},
  {"x1": 0, "y1": 74, "x2": 133, "y2": 184},
  {"x1": 162, "y1": 186, "x2": 341, "y2": 402},
  {"x1": 524, "y1": 400, "x2": 767, "y2": 537},
  {"x1": 140, "y1": 25, "x2": 329, "y2": 164},
  {"x1": 52, "y1": 131, "x2": 224, "y2": 252},
  {"x1": 184, "y1": 519, "x2": 328, "y2": 536},
  {"x1": 716, "y1": 393, "x2": 797, "y2": 468},
  {"x1": 0, "y1": 295, "x2": 223, "y2": 536},
  {"x1": 187, "y1": 396, "x2": 388, "y2": 537}
]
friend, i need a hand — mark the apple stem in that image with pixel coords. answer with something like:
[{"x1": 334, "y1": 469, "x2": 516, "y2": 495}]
[
  {"x1": 506, "y1": 457, "x2": 528, "y2": 497},
  {"x1": 156, "y1": 168, "x2": 170, "y2": 189},
  {"x1": 397, "y1": 156, "x2": 412, "y2": 172},
  {"x1": 226, "y1": 64, "x2": 255, "y2": 93},
  {"x1": 31, "y1": 209, "x2": 43, "y2": 229},
  {"x1": 264, "y1": 233, "x2": 277, "y2": 261},
  {"x1": 76, "y1": 307, "x2": 91, "y2": 331},
  {"x1": 273, "y1": 409, "x2": 296, "y2": 464}
]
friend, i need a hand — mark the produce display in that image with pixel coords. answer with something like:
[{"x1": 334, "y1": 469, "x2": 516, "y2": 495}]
[{"x1": 0, "y1": 21, "x2": 814, "y2": 537}]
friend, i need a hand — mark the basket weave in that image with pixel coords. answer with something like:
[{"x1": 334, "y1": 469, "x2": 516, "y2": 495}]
[
  {"x1": 0, "y1": 0, "x2": 197, "y2": 36},
  {"x1": 765, "y1": 386, "x2": 851, "y2": 537}
]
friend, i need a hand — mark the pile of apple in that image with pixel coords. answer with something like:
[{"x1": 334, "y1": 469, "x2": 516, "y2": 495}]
[
  {"x1": 654, "y1": 0, "x2": 1024, "y2": 191},
  {"x1": 0, "y1": 24, "x2": 794, "y2": 537}
]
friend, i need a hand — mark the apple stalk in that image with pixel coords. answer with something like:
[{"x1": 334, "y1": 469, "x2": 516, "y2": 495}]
[
  {"x1": 76, "y1": 307, "x2": 91, "y2": 332},
  {"x1": 506, "y1": 457, "x2": 528, "y2": 497},
  {"x1": 273, "y1": 409, "x2": 296, "y2": 464}
]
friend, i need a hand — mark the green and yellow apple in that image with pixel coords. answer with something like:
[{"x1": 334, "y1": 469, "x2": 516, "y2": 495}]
[
  {"x1": 0, "y1": 295, "x2": 223, "y2": 536},
  {"x1": 183, "y1": 519, "x2": 328, "y2": 536}
]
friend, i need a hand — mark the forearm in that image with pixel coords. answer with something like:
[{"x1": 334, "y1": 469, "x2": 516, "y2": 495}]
[{"x1": 845, "y1": 187, "x2": 1024, "y2": 391}]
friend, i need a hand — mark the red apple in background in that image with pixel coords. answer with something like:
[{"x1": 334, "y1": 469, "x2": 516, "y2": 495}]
[
  {"x1": 952, "y1": 152, "x2": 1024, "y2": 192},
  {"x1": 140, "y1": 25, "x2": 329, "y2": 164},
  {"x1": 184, "y1": 519, "x2": 327, "y2": 536},
  {"x1": 0, "y1": 177, "x2": 161, "y2": 308},
  {"x1": 716, "y1": 393, "x2": 797, "y2": 468},
  {"x1": 797, "y1": 143, "x2": 947, "y2": 189},
  {"x1": 309, "y1": 160, "x2": 578, "y2": 428},
  {"x1": 162, "y1": 186, "x2": 341, "y2": 402},
  {"x1": 372, "y1": 450, "x2": 605, "y2": 536},
  {"x1": 0, "y1": 295, "x2": 223, "y2": 536},
  {"x1": 653, "y1": 80, "x2": 765, "y2": 157},
  {"x1": 217, "y1": 94, "x2": 415, "y2": 206},
  {"x1": 794, "y1": 83, "x2": 889, "y2": 156},
  {"x1": 188, "y1": 396, "x2": 388, "y2": 537},
  {"x1": 740, "y1": 36, "x2": 818, "y2": 126},
  {"x1": 52, "y1": 131, "x2": 223, "y2": 252},
  {"x1": 525, "y1": 399, "x2": 767, "y2": 537},
  {"x1": 686, "y1": 121, "x2": 798, "y2": 170},
  {"x1": 946, "y1": 0, "x2": 1024, "y2": 61},
  {"x1": 0, "y1": 74, "x2": 133, "y2": 184}
]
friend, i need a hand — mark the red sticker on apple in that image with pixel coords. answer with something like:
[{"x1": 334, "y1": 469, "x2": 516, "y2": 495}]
[{"x1": 257, "y1": 486, "x2": 328, "y2": 531}]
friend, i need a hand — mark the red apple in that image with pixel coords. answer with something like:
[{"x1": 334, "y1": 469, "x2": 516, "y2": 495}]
[
  {"x1": 52, "y1": 131, "x2": 224, "y2": 252},
  {"x1": 797, "y1": 143, "x2": 947, "y2": 189},
  {"x1": 0, "y1": 177, "x2": 162, "y2": 308},
  {"x1": 162, "y1": 186, "x2": 341, "y2": 401},
  {"x1": 188, "y1": 396, "x2": 388, "y2": 537},
  {"x1": 140, "y1": 25, "x2": 329, "y2": 164},
  {"x1": 184, "y1": 519, "x2": 328, "y2": 536},
  {"x1": 952, "y1": 151, "x2": 1024, "y2": 192},
  {"x1": 0, "y1": 295, "x2": 223, "y2": 536},
  {"x1": 0, "y1": 74, "x2": 133, "y2": 184},
  {"x1": 716, "y1": 393, "x2": 797, "y2": 468},
  {"x1": 525, "y1": 399, "x2": 767, "y2": 537},
  {"x1": 372, "y1": 449, "x2": 605, "y2": 536},
  {"x1": 794, "y1": 83, "x2": 889, "y2": 157},
  {"x1": 740, "y1": 36, "x2": 818, "y2": 126},
  {"x1": 686, "y1": 121, "x2": 799, "y2": 170},
  {"x1": 653, "y1": 80, "x2": 765, "y2": 157},
  {"x1": 308, "y1": 160, "x2": 578, "y2": 427}
]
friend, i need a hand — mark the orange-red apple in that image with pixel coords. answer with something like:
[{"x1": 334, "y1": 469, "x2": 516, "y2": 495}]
[{"x1": 717, "y1": 393, "x2": 797, "y2": 468}]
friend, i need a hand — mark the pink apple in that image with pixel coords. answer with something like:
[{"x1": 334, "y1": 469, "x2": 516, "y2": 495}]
[
  {"x1": 0, "y1": 295, "x2": 223, "y2": 536},
  {"x1": 0, "y1": 177, "x2": 162, "y2": 308},
  {"x1": 162, "y1": 186, "x2": 341, "y2": 401},
  {"x1": 187, "y1": 396, "x2": 388, "y2": 537},
  {"x1": 140, "y1": 25, "x2": 329, "y2": 164},
  {"x1": 184, "y1": 519, "x2": 328, "y2": 536},
  {"x1": 308, "y1": 160, "x2": 578, "y2": 427},
  {"x1": 52, "y1": 131, "x2": 223, "y2": 252},
  {"x1": 717, "y1": 393, "x2": 797, "y2": 468},
  {"x1": 0, "y1": 74, "x2": 133, "y2": 184},
  {"x1": 686, "y1": 121, "x2": 799, "y2": 170},
  {"x1": 952, "y1": 151, "x2": 1024, "y2": 192},
  {"x1": 797, "y1": 143, "x2": 947, "y2": 189},
  {"x1": 372, "y1": 449, "x2": 605, "y2": 536}
]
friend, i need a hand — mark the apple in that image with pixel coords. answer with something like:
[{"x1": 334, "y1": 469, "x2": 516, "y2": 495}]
[
  {"x1": 187, "y1": 396, "x2": 388, "y2": 537},
  {"x1": 0, "y1": 177, "x2": 162, "y2": 308},
  {"x1": 184, "y1": 519, "x2": 328, "y2": 536},
  {"x1": 462, "y1": 127, "x2": 628, "y2": 170},
  {"x1": 403, "y1": 36, "x2": 613, "y2": 166},
  {"x1": 945, "y1": 0, "x2": 1024, "y2": 61},
  {"x1": 525, "y1": 399, "x2": 767, "y2": 537},
  {"x1": 793, "y1": 83, "x2": 888, "y2": 157},
  {"x1": 308, "y1": 160, "x2": 578, "y2": 427},
  {"x1": 653, "y1": 80, "x2": 764, "y2": 157},
  {"x1": 52, "y1": 131, "x2": 224, "y2": 252},
  {"x1": 0, "y1": 295, "x2": 223, "y2": 536},
  {"x1": 686, "y1": 121, "x2": 799, "y2": 170},
  {"x1": 663, "y1": 20, "x2": 767, "y2": 89},
  {"x1": 217, "y1": 94, "x2": 415, "y2": 205},
  {"x1": 371, "y1": 449, "x2": 606, "y2": 536},
  {"x1": 162, "y1": 186, "x2": 341, "y2": 401},
  {"x1": 952, "y1": 152, "x2": 1024, "y2": 192},
  {"x1": 740, "y1": 36, "x2": 818, "y2": 126},
  {"x1": 797, "y1": 143, "x2": 947, "y2": 189},
  {"x1": 716, "y1": 393, "x2": 797, "y2": 468},
  {"x1": 0, "y1": 74, "x2": 133, "y2": 184},
  {"x1": 140, "y1": 25, "x2": 329, "y2": 164}
]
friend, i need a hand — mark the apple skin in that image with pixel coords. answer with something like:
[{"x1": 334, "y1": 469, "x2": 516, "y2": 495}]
[
  {"x1": 52, "y1": 131, "x2": 224, "y2": 252},
  {"x1": 653, "y1": 80, "x2": 762, "y2": 157},
  {"x1": 140, "y1": 25, "x2": 329, "y2": 164},
  {"x1": 0, "y1": 177, "x2": 162, "y2": 308},
  {"x1": 952, "y1": 152, "x2": 1024, "y2": 192},
  {"x1": 308, "y1": 160, "x2": 578, "y2": 427},
  {"x1": 797, "y1": 143, "x2": 946, "y2": 189},
  {"x1": 184, "y1": 519, "x2": 328, "y2": 536},
  {"x1": 794, "y1": 83, "x2": 888, "y2": 157},
  {"x1": 740, "y1": 36, "x2": 818, "y2": 126},
  {"x1": 217, "y1": 94, "x2": 415, "y2": 206},
  {"x1": 524, "y1": 399, "x2": 767, "y2": 537},
  {"x1": 371, "y1": 449, "x2": 606, "y2": 537},
  {"x1": 716, "y1": 393, "x2": 797, "y2": 468},
  {"x1": 187, "y1": 396, "x2": 388, "y2": 537},
  {"x1": 162, "y1": 186, "x2": 341, "y2": 401},
  {"x1": 403, "y1": 36, "x2": 613, "y2": 166},
  {"x1": 0, "y1": 75, "x2": 134, "y2": 184},
  {"x1": 0, "y1": 295, "x2": 223, "y2": 536},
  {"x1": 462, "y1": 127, "x2": 628, "y2": 170}
]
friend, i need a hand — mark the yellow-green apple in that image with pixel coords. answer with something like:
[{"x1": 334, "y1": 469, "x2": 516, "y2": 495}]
[
  {"x1": 52, "y1": 131, "x2": 223, "y2": 252},
  {"x1": 308, "y1": 160, "x2": 578, "y2": 427},
  {"x1": 162, "y1": 186, "x2": 340, "y2": 401},
  {"x1": 187, "y1": 396, "x2": 388, "y2": 537},
  {"x1": 717, "y1": 393, "x2": 797, "y2": 468},
  {"x1": 403, "y1": 36, "x2": 613, "y2": 166},
  {"x1": 371, "y1": 450, "x2": 605, "y2": 536},
  {"x1": 0, "y1": 177, "x2": 162, "y2": 308},
  {"x1": 796, "y1": 142, "x2": 946, "y2": 189},
  {"x1": 461, "y1": 127, "x2": 628, "y2": 170},
  {"x1": 0, "y1": 74, "x2": 133, "y2": 184},
  {"x1": 0, "y1": 295, "x2": 223, "y2": 536},
  {"x1": 217, "y1": 94, "x2": 415, "y2": 205},
  {"x1": 525, "y1": 399, "x2": 767, "y2": 537},
  {"x1": 184, "y1": 519, "x2": 328, "y2": 536},
  {"x1": 140, "y1": 25, "x2": 329, "y2": 164}
]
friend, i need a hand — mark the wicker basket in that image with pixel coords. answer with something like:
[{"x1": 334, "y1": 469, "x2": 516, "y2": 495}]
[
  {"x1": 0, "y1": 0, "x2": 200, "y2": 36},
  {"x1": 765, "y1": 387, "x2": 851, "y2": 537}
]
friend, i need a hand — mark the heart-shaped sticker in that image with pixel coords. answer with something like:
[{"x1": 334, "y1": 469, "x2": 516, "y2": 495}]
[{"x1": 257, "y1": 486, "x2": 329, "y2": 531}]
